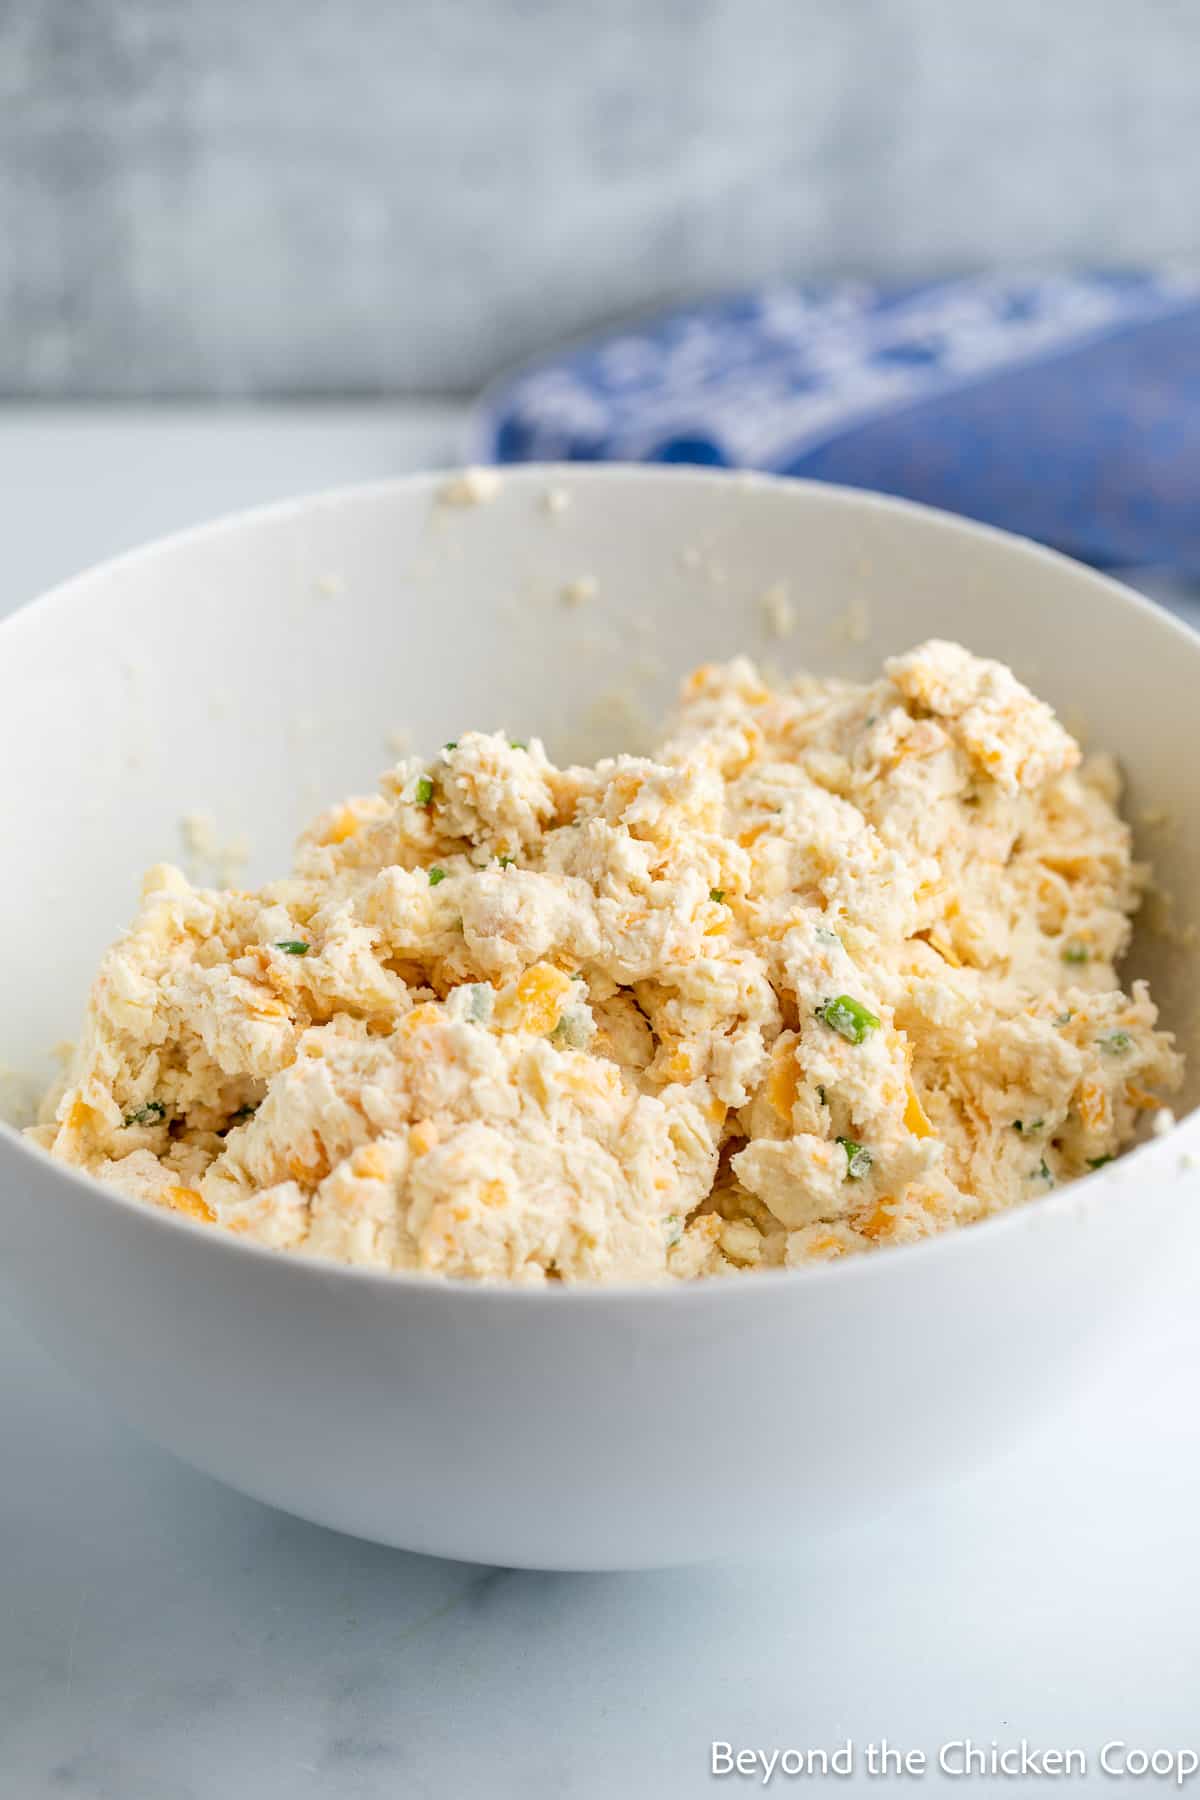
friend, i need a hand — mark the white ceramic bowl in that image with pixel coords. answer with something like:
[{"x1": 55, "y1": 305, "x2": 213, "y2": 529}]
[{"x1": 2, "y1": 468, "x2": 1198, "y2": 1570}]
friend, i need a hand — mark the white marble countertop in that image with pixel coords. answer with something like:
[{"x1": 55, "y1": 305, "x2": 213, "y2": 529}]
[{"x1": 3, "y1": 409, "x2": 1200, "y2": 1799}]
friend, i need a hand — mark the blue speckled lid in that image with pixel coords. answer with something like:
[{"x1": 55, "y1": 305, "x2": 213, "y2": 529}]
[{"x1": 473, "y1": 271, "x2": 1200, "y2": 575}]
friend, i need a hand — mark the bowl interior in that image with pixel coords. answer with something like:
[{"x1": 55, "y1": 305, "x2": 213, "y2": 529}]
[{"x1": 2, "y1": 467, "x2": 1198, "y2": 1120}]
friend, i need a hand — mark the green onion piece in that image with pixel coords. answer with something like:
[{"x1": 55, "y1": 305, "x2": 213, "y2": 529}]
[
  {"x1": 510, "y1": 739, "x2": 527, "y2": 750},
  {"x1": 428, "y1": 866, "x2": 447, "y2": 886},
  {"x1": 1098, "y1": 1031, "x2": 1132, "y2": 1054},
  {"x1": 1088, "y1": 1155, "x2": 1114, "y2": 1169},
  {"x1": 497, "y1": 855, "x2": 515, "y2": 868},
  {"x1": 665, "y1": 1213, "x2": 683, "y2": 1247},
  {"x1": 464, "y1": 984, "x2": 493, "y2": 1024},
  {"x1": 1062, "y1": 942, "x2": 1090, "y2": 965},
  {"x1": 1037, "y1": 1158, "x2": 1054, "y2": 1183},
  {"x1": 123, "y1": 1099, "x2": 166, "y2": 1127},
  {"x1": 1012, "y1": 1118, "x2": 1044, "y2": 1134},
  {"x1": 415, "y1": 775, "x2": 434, "y2": 807},
  {"x1": 274, "y1": 940, "x2": 309, "y2": 955},
  {"x1": 836, "y1": 1137, "x2": 873, "y2": 1180},
  {"x1": 553, "y1": 1006, "x2": 592, "y2": 1050},
  {"x1": 443, "y1": 740, "x2": 458, "y2": 751},
  {"x1": 816, "y1": 994, "x2": 880, "y2": 1044},
  {"x1": 709, "y1": 888, "x2": 726, "y2": 904},
  {"x1": 815, "y1": 925, "x2": 841, "y2": 946}
]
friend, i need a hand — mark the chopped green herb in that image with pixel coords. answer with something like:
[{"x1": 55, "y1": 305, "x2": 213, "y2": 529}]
[
  {"x1": 1062, "y1": 942, "x2": 1090, "y2": 965},
  {"x1": 816, "y1": 994, "x2": 880, "y2": 1044},
  {"x1": 497, "y1": 855, "x2": 515, "y2": 869},
  {"x1": 448, "y1": 982, "x2": 494, "y2": 1025},
  {"x1": 414, "y1": 775, "x2": 435, "y2": 807},
  {"x1": 274, "y1": 940, "x2": 310, "y2": 955},
  {"x1": 1012, "y1": 1118, "x2": 1044, "y2": 1135},
  {"x1": 1088, "y1": 1155, "x2": 1114, "y2": 1170},
  {"x1": 665, "y1": 1213, "x2": 683, "y2": 1247},
  {"x1": 1037, "y1": 1157, "x2": 1054, "y2": 1184},
  {"x1": 443, "y1": 740, "x2": 458, "y2": 751},
  {"x1": 427, "y1": 866, "x2": 447, "y2": 886},
  {"x1": 123, "y1": 1099, "x2": 166, "y2": 1127},
  {"x1": 467, "y1": 985, "x2": 492, "y2": 1022},
  {"x1": 836, "y1": 1137, "x2": 873, "y2": 1180},
  {"x1": 709, "y1": 888, "x2": 727, "y2": 905},
  {"x1": 510, "y1": 739, "x2": 527, "y2": 750},
  {"x1": 553, "y1": 1006, "x2": 593, "y2": 1050},
  {"x1": 1098, "y1": 1030, "x2": 1132, "y2": 1055}
]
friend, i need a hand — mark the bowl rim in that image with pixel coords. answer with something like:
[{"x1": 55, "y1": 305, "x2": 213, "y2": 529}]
[{"x1": 3, "y1": 461, "x2": 1197, "y2": 1307}]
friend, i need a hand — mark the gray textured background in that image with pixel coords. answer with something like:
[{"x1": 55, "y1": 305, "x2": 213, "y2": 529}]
[{"x1": 4, "y1": 0, "x2": 1200, "y2": 399}]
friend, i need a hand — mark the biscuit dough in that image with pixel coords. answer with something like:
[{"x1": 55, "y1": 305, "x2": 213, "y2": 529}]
[{"x1": 33, "y1": 640, "x2": 1181, "y2": 1284}]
